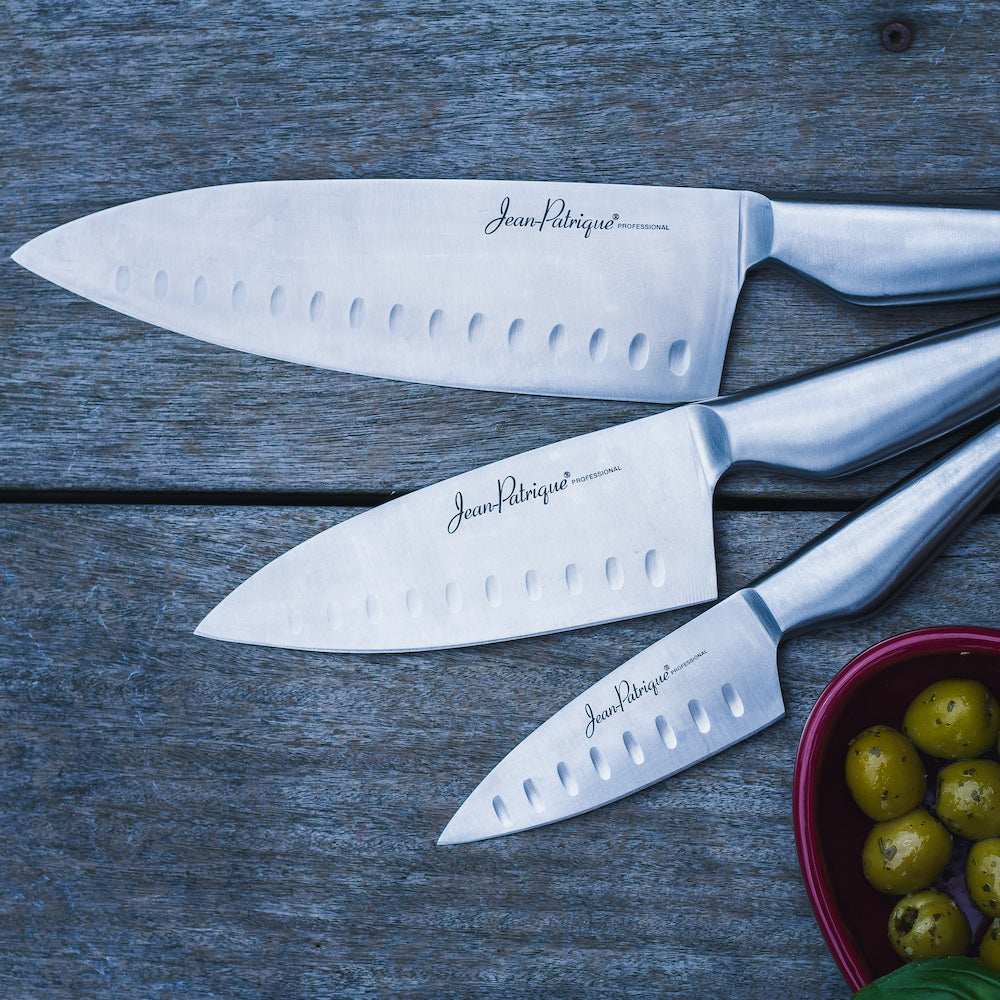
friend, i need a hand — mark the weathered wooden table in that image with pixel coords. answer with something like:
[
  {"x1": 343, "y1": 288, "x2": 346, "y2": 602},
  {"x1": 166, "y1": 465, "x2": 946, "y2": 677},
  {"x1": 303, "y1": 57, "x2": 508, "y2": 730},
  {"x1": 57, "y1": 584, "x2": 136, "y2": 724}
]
[{"x1": 5, "y1": 4, "x2": 1000, "y2": 997}]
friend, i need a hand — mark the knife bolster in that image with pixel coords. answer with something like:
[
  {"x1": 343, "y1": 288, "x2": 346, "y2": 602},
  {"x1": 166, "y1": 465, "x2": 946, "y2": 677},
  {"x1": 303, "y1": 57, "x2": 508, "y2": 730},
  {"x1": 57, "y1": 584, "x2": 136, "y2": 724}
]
[
  {"x1": 766, "y1": 198, "x2": 1000, "y2": 305},
  {"x1": 707, "y1": 315, "x2": 1000, "y2": 478}
]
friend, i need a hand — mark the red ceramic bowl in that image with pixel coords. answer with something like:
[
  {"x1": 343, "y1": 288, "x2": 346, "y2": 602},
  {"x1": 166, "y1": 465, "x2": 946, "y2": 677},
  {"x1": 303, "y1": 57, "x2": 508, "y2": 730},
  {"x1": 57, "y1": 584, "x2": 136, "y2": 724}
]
[{"x1": 793, "y1": 626, "x2": 1000, "y2": 991}]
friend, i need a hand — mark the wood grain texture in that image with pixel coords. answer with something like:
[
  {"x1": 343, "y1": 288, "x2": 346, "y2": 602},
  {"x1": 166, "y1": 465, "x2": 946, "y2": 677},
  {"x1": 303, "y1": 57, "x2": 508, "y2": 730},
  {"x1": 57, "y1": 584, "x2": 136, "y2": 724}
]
[
  {"x1": 4, "y1": 504, "x2": 1000, "y2": 1000},
  {"x1": 4, "y1": 2, "x2": 1000, "y2": 997},
  {"x1": 4, "y1": 1, "x2": 1000, "y2": 494}
]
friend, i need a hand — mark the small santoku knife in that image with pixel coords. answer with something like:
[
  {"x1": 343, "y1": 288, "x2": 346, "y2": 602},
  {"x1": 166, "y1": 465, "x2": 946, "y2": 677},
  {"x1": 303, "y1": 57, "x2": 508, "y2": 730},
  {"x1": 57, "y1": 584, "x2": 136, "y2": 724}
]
[
  {"x1": 13, "y1": 179, "x2": 1000, "y2": 403},
  {"x1": 196, "y1": 315, "x2": 1000, "y2": 652},
  {"x1": 438, "y1": 418, "x2": 1000, "y2": 844}
]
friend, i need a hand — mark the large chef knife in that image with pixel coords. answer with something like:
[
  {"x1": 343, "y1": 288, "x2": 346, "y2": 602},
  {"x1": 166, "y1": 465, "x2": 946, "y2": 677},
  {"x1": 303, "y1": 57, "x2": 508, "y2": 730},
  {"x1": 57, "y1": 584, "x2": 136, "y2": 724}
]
[
  {"x1": 13, "y1": 179, "x2": 1000, "y2": 403},
  {"x1": 438, "y1": 417, "x2": 1000, "y2": 843},
  {"x1": 196, "y1": 315, "x2": 1000, "y2": 652}
]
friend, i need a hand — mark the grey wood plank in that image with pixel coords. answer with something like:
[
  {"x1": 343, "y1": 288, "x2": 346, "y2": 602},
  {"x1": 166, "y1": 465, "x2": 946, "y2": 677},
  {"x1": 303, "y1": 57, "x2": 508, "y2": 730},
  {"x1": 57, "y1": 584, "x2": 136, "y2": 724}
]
[
  {"x1": 4, "y1": 1, "x2": 1000, "y2": 494},
  {"x1": 3, "y1": 503, "x2": 999, "y2": 999}
]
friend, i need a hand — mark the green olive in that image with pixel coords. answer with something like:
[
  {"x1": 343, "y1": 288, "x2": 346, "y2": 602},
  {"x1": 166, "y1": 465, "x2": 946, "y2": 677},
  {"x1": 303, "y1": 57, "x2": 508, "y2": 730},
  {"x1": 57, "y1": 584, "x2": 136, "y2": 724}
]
[
  {"x1": 981, "y1": 918, "x2": 1000, "y2": 970},
  {"x1": 888, "y1": 888, "x2": 972, "y2": 961},
  {"x1": 862, "y1": 806, "x2": 953, "y2": 895},
  {"x1": 935, "y1": 758, "x2": 1000, "y2": 839},
  {"x1": 903, "y1": 678, "x2": 1000, "y2": 759},
  {"x1": 967, "y1": 838, "x2": 1000, "y2": 917},
  {"x1": 845, "y1": 725, "x2": 927, "y2": 821}
]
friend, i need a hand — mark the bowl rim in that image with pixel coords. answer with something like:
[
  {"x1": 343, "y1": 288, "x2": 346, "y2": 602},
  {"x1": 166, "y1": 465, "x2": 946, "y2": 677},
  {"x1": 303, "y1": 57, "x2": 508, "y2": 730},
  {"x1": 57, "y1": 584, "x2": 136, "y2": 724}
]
[{"x1": 792, "y1": 625, "x2": 1000, "y2": 991}]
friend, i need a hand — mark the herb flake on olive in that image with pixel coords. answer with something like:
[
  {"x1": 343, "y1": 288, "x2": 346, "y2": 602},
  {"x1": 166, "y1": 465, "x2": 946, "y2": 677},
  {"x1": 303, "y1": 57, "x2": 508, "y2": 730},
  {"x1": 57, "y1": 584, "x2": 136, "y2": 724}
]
[
  {"x1": 845, "y1": 725, "x2": 927, "y2": 821},
  {"x1": 887, "y1": 888, "x2": 972, "y2": 961},
  {"x1": 903, "y1": 679, "x2": 1000, "y2": 759},
  {"x1": 936, "y1": 759, "x2": 1000, "y2": 840},
  {"x1": 862, "y1": 807, "x2": 952, "y2": 895},
  {"x1": 966, "y1": 838, "x2": 1000, "y2": 917}
]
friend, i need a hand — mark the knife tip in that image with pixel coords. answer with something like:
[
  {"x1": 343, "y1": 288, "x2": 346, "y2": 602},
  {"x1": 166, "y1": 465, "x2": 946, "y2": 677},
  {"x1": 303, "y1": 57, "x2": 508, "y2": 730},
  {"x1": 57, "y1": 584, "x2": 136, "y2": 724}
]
[
  {"x1": 435, "y1": 823, "x2": 461, "y2": 847},
  {"x1": 436, "y1": 797, "x2": 515, "y2": 845},
  {"x1": 10, "y1": 242, "x2": 30, "y2": 268},
  {"x1": 10, "y1": 234, "x2": 53, "y2": 280},
  {"x1": 436, "y1": 812, "x2": 477, "y2": 846},
  {"x1": 193, "y1": 605, "x2": 227, "y2": 641}
]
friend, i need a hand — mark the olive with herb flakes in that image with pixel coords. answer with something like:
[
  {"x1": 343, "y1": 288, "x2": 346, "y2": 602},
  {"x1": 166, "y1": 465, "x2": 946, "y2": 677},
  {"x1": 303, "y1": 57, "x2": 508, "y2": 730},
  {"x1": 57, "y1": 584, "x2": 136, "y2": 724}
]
[
  {"x1": 862, "y1": 806, "x2": 953, "y2": 895},
  {"x1": 902, "y1": 678, "x2": 1000, "y2": 759},
  {"x1": 845, "y1": 725, "x2": 927, "y2": 821},
  {"x1": 887, "y1": 888, "x2": 972, "y2": 961},
  {"x1": 966, "y1": 837, "x2": 1000, "y2": 917},
  {"x1": 935, "y1": 758, "x2": 1000, "y2": 840},
  {"x1": 980, "y1": 918, "x2": 1000, "y2": 970}
]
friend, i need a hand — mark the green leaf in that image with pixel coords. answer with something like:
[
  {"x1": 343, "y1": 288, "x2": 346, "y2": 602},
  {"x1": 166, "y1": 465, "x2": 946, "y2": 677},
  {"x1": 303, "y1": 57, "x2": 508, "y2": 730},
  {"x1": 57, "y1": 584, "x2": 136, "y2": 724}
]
[{"x1": 854, "y1": 958, "x2": 1000, "y2": 998}]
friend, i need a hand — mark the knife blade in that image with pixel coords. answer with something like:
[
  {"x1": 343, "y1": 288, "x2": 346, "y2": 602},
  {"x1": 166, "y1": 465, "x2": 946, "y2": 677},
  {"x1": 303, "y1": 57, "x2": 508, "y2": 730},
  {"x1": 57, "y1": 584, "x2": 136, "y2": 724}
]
[
  {"x1": 13, "y1": 180, "x2": 1000, "y2": 403},
  {"x1": 438, "y1": 417, "x2": 1000, "y2": 843},
  {"x1": 195, "y1": 315, "x2": 1000, "y2": 652}
]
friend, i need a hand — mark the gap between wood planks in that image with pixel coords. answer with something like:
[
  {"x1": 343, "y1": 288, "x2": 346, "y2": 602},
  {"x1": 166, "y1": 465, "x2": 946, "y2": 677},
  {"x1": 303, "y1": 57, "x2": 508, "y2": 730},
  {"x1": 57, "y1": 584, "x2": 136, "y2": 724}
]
[{"x1": 7, "y1": 488, "x2": 998, "y2": 515}]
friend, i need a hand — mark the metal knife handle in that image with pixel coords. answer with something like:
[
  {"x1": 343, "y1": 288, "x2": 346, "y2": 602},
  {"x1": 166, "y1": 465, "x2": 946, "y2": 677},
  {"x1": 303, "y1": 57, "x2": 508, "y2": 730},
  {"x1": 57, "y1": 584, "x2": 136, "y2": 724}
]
[
  {"x1": 763, "y1": 199, "x2": 1000, "y2": 305},
  {"x1": 753, "y1": 420, "x2": 1000, "y2": 636},
  {"x1": 705, "y1": 315, "x2": 1000, "y2": 478}
]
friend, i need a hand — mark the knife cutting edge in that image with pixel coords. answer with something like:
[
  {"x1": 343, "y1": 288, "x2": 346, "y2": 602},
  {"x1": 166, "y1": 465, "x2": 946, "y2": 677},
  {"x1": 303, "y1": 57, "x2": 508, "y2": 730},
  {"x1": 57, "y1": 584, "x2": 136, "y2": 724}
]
[
  {"x1": 12, "y1": 179, "x2": 1000, "y2": 403},
  {"x1": 437, "y1": 417, "x2": 1000, "y2": 844},
  {"x1": 196, "y1": 314, "x2": 1000, "y2": 652}
]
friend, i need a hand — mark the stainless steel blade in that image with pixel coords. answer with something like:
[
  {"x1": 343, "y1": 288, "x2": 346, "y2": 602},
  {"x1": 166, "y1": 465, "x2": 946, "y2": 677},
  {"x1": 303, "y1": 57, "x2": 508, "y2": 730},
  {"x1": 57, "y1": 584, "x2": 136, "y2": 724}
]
[
  {"x1": 437, "y1": 592, "x2": 783, "y2": 844},
  {"x1": 11, "y1": 179, "x2": 744, "y2": 402},
  {"x1": 195, "y1": 408, "x2": 718, "y2": 651}
]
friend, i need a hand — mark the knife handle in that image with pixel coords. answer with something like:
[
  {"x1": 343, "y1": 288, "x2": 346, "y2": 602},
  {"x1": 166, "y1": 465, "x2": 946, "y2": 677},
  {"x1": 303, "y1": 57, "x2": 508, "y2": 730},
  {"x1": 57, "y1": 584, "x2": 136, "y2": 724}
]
[
  {"x1": 760, "y1": 198, "x2": 1000, "y2": 305},
  {"x1": 752, "y1": 420, "x2": 1000, "y2": 636},
  {"x1": 707, "y1": 315, "x2": 1000, "y2": 478}
]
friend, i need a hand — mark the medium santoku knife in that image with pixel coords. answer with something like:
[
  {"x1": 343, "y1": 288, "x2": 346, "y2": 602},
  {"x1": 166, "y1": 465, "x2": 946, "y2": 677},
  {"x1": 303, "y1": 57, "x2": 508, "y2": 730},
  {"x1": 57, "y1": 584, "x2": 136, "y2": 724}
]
[
  {"x1": 196, "y1": 315, "x2": 1000, "y2": 652},
  {"x1": 13, "y1": 179, "x2": 1000, "y2": 403},
  {"x1": 438, "y1": 417, "x2": 1000, "y2": 844}
]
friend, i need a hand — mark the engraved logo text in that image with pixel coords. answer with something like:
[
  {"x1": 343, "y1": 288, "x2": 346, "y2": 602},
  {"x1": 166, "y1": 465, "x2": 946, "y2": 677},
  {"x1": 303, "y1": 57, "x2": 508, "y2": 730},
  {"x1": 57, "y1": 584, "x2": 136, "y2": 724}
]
[{"x1": 485, "y1": 196, "x2": 618, "y2": 239}]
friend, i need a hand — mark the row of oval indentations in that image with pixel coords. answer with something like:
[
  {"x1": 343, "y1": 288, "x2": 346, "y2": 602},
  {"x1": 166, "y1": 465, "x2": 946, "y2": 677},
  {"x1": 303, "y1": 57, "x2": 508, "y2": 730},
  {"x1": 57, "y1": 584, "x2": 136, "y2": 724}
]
[
  {"x1": 356, "y1": 551, "x2": 670, "y2": 625},
  {"x1": 326, "y1": 553, "x2": 670, "y2": 632},
  {"x1": 585, "y1": 732, "x2": 646, "y2": 788},
  {"x1": 491, "y1": 777, "x2": 547, "y2": 828},
  {"x1": 487, "y1": 682, "x2": 749, "y2": 831},
  {"x1": 113, "y1": 265, "x2": 692, "y2": 376}
]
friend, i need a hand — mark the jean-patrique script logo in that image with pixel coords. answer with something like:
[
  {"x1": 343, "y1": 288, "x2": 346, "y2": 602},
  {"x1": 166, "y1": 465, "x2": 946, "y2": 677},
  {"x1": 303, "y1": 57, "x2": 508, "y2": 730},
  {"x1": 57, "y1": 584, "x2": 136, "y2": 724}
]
[
  {"x1": 485, "y1": 196, "x2": 618, "y2": 239},
  {"x1": 584, "y1": 649, "x2": 708, "y2": 738},
  {"x1": 446, "y1": 465, "x2": 623, "y2": 534},
  {"x1": 448, "y1": 473, "x2": 570, "y2": 534}
]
